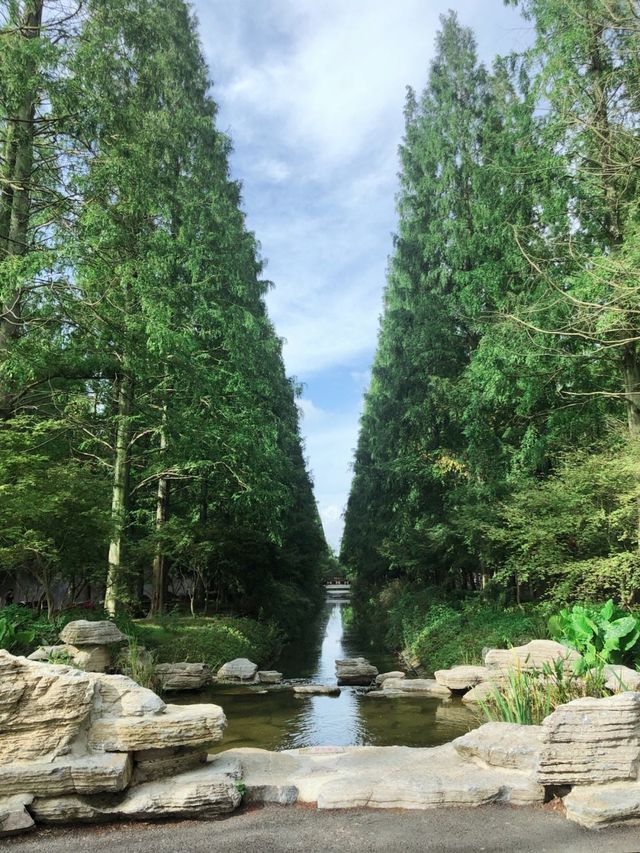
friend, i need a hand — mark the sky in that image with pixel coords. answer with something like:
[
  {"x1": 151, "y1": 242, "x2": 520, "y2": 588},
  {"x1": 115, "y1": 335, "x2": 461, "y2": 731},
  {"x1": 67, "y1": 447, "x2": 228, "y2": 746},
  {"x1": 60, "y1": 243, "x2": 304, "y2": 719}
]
[{"x1": 191, "y1": 0, "x2": 532, "y2": 551}]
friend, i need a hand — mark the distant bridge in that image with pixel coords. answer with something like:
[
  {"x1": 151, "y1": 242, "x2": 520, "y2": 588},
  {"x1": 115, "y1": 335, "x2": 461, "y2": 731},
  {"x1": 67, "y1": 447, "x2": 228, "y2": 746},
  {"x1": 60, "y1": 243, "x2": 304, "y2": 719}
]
[{"x1": 324, "y1": 578, "x2": 351, "y2": 593}]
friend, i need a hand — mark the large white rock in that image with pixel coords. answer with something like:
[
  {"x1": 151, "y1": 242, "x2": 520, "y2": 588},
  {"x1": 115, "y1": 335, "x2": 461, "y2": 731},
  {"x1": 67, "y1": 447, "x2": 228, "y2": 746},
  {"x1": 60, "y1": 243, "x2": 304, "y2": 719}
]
[
  {"x1": 484, "y1": 640, "x2": 581, "y2": 674},
  {"x1": 28, "y1": 643, "x2": 111, "y2": 673},
  {"x1": 564, "y1": 781, "x2": 640, "y2": 828},
  {"x1": 382, "y1": 678, "x2": 451, "y2": 697},
  {"x1": 453, "y1": 722, "x2": 543, "y2": 772},
  {"x1": 434, "y1": 666, "x2": 492, "y2": 691},
  {"x1": 0, "y1": 795, "x2": 34, "y2": 838},
  {"x1": 335, "y1": 657, "x2": 378, "y2": 685},
  {"x1": 88, "y1": 702, "x2": 226, "y2": 752},
  {"x1": 155, "y1": 662, "x2": 211, "y2": 692},
  {"x1": 461, "y1": 682, "x2": 498, "y2": 704},
  {"x1": 0, "y1": 651, "x2": 95, "y2": 762},
  {"x1": 0, "y1": 753, "x2": 132, "y2": 797},
  {"x1": 96, "y1": 673, "x2": 166, "y2": 716},
  {"x1": 537, "y1": 692, "x2": 640, "y2": 785},
  {"x1": 59, "y1": 620, "x2": 127, "y2": 646},
  {"x1": 217, "y1": 658, "x2": 258, "y2": 682},
  {"x1": 30, "y1": 762, "x2": 242, "y2": 823}
]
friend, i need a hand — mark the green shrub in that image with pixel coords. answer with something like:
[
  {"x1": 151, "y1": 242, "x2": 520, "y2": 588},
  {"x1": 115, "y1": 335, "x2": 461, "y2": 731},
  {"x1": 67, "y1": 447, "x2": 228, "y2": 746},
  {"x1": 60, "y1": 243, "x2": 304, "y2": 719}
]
[
  {"x1": 548, "y1": 599, "x2": 640, "y2": 672},
  {"x1": 117, "y1": 638, "x2": 159, "y2": 691}
]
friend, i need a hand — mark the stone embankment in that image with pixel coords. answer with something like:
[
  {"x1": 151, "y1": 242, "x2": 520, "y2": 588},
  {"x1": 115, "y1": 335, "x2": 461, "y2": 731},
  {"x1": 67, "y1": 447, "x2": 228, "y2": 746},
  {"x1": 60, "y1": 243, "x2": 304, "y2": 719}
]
[{"x1": 5, "y1": 626, "x2": 640, "y2": 837}]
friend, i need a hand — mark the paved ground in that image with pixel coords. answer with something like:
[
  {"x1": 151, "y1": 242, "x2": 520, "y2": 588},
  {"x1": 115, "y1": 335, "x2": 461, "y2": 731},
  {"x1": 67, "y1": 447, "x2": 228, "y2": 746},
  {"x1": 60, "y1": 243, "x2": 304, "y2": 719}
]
[{"x1": 5, "y1": 805, "x2": 640, "y2": 853}]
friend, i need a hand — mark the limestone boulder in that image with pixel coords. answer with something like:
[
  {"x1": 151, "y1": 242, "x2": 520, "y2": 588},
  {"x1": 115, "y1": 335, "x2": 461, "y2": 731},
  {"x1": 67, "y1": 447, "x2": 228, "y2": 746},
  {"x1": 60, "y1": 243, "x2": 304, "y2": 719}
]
[
  {"x1": 31, "y1": 761, "x2": 242, "y2": 824},
  {"x1": 0, "y1": 753, "x2": 132, "y2": 797},
  {"x1": 603, "y1": 664, "x2": 640, "y2": 693},
  {"x1": 59, "y1": 620, "x2": 127, "y2": 647},
  {"x1": 564, "y1": 781, "x2": 640, "y2": 829},
  {"x1": 27, "y1": 644, "x2": 70, "y2": 662},
  {"x1": 132, "y1": 746, "x2": 207, "y2": 785},
  {"x1": 453, "y1": 722, "x2": 543, "y2": 772},
  {"x1": 537, "y1": 691, "x2": 640, "y2": 785},
  {"x1": 0, "y1": 795, "x2": 34, "y2": 838},
  {"x1": 434, "y1": 665, "x2": 492, "y2": 692},
  {"x1": 257, "y1": 670, "x2": 283, "y2": 684},
  {"x1": 216, "y1": 658, "x2": 258, "y2": 682},
  {"x1": 155, "y1": 662, "x2": 211, "y2": 692},
  {"x1": 375, "y1": 671, "x2": 405, "y2": 685},
  {"x1": 96, "y1": 673, "x2": 166, "y2": 717},
  {"x1": 382, "y1": 678, "x2": 451, "y2": 698},
  {"x1": 0, "y1": 651, "x2": 95, "y2": 762},
  {"x1": 28, "y1": 643, "x2": 111, "y2": 673},
  {"x1": 484, "y1": 640, "x2": 581, "y2": 674},
  {"x1": 88, "y1": 702, "x2": 226, "y2": 752},
  {"x1": 461, "y1": 682, "x2": 498, "y2": 704},
  {"x1": 335, "y1": 657, "x2": 378, "y2": 685},
  {"x1": 293, "y1": 684, "x2": 341, "y2": 696}
]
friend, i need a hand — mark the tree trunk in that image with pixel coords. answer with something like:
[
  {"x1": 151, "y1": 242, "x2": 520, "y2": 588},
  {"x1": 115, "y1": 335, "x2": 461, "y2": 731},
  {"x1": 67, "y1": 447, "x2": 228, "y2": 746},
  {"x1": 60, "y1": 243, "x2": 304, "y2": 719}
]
[
  {"x1": 149, "y1": 400, "x2": 169, "y2": 615},
  {"x1": 104, "y1": 373, "x2": 133, "y2": 616},
  {"x1": 0, "y1": 0, "x2": 43, "y2": 418}
]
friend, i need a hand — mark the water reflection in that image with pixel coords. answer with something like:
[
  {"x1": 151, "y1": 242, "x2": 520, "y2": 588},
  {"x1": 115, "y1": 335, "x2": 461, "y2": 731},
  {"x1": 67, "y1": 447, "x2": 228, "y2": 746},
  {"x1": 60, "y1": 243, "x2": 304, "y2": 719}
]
[{"x1": 173, "y1": 597, "x2": 478, "y2": 751}]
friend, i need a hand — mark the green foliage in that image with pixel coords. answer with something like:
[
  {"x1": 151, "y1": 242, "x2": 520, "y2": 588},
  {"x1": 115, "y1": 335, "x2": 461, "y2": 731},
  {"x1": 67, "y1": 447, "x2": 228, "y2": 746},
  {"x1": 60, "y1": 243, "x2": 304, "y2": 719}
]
[
  {"x1": 133, "y1": 615, "x2": 283, "y2": 671},
  {"x1": 481, "y1": 660, "x2": 609, "y2": 726},
  {"x1": 0, "y1": 606, "x2": 35, "y2": 653},
  {"x1": 548, "y1": 600, "x2": 640, "y2": 672},
  {"x1": 116, "y1": 638, "x2": 159, "y2": 692}
]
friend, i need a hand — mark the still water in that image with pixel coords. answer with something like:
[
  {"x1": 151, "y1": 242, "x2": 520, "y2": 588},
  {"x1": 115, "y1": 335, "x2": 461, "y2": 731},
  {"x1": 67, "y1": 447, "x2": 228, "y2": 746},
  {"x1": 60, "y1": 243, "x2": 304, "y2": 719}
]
[{"x1": 174, "y1": 595, "x2": 478, "y2": 751}]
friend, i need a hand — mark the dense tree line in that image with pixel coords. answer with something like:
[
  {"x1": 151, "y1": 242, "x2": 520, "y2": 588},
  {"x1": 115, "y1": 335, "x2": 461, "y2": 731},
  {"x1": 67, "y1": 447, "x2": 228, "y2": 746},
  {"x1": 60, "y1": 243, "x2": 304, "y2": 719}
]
[
  {"x1": 342, "y1": 2, "x2": 640, "y2": 608},
  {"x1": 0, "y1": 0, "x2": 328, "y2": 627}
]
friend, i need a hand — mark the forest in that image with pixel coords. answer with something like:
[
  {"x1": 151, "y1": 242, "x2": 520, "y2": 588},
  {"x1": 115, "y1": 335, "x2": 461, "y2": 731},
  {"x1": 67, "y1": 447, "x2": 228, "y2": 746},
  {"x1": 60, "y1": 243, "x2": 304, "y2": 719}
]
[
  {"x1": 341, "y1": 0, "x2": 640, "y2": 665},
  {"x1": 0, "y1": 0, "x2": 329, "y2": 640}
]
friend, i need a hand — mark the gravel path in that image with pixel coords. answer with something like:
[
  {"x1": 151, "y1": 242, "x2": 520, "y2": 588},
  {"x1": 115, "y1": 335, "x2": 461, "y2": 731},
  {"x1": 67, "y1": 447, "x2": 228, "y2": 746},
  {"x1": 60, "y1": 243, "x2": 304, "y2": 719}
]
[{"x1": 5, "y1": 804, "x2": 640, "y2": 853}]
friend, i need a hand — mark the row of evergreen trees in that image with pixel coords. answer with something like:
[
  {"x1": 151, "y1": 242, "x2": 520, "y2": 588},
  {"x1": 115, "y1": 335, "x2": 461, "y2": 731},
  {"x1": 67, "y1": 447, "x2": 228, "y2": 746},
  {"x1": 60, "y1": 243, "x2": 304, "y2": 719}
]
[
  {"x1": 342, "y1": 1, "x2": 640, "y2": 607},
  {"x1": 0, "y1": 0, "x2": 328, "y2": 625}
]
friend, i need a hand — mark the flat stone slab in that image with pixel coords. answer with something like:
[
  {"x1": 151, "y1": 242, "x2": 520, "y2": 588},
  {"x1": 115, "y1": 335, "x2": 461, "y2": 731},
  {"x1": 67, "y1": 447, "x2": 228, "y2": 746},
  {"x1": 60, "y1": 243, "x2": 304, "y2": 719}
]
[
  {"x1": 453, "y1": 722, "x2": 543, "y2": 772},
  {"x1": 215, "y1": 743, "x2": 543, "y2": 810},
  {"x1": 88, "y1": 703, "x2": 226, "y2": 752},
  {"x1": 434, "y1": 666, "x2": 492, "y2": 692},
  {"x1": 217, "y1": 658, "x2": 258, "y2": 682},
  {"x1": 382, "y1": 678, "x2": 451, "y2": 697},
  {"x1": 30, "y1": 761, "x2": 242, "y2": 824},
  {"x1": 564, "y1": 781, "x2": 640, "y2": 828},
  {"x1": 335, "y1": 658, "x2": 378, "y2": 685},
  {"x1": 293, "y1": 684, "x2": 341, "y2": 696},
  {"x1": 59, "y1": 620, "x2": 127, "y2": 646},
  {"x1": 257, "y1": 671, "x2": 283, "y2": 684},
  {"x1": 0, "y1": 753, "x2": 132, "y2": 797},
  {"x1": 155, "y1": 662, "x2": 211, "y2": 692}
]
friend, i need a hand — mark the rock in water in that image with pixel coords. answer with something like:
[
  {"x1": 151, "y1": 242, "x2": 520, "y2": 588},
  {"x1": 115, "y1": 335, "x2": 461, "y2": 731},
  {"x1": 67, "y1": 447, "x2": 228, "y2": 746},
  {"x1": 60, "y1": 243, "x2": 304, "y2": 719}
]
[
  {"x1": 381, "y1": 678, "x2": 451, "y2": 697},
  {"x1": 293, "y1": 684, "x2": 341, "y2": 696},
  {"x1": 537, "y1": 692, "x2": 640, "y2": 785},
  {"x1": 375, "y1": 671, "x2": 405, "y2": 685},
  {"x1": 216, "y1": 658, "x2": 258, "y2": 682},
  {"x1": 335, "y1": 658, "x2": 378, "y2": 685},
  {"x1": 434, "y1": 665, "x2": 492, "y2": 692},
  {"x1": 257, "y1": 670, "x2": 283, "y2": 684},
  {"x1": 155, "y1": 662, "x2": 211, "y2": 692}
]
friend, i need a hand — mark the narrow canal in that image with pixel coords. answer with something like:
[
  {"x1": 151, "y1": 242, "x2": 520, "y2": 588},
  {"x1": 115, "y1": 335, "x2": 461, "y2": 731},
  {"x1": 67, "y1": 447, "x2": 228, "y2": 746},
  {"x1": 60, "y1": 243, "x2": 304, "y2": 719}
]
[{"x1": 175, "y1": 593, "x2": 478, "y2": 751}]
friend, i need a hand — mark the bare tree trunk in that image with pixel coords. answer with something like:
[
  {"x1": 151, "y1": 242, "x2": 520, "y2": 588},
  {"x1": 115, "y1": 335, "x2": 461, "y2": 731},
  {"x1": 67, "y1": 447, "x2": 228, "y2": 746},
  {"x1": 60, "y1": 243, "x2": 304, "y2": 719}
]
[
  {"x1": 149, "y1": 399, "x2": 169, "y2": 615},
  {"x1": 105, "y1": 373, "x2": 133, "y2": 616},
  {"x1": 0, "y1": 0, "x2": 43, "y2": 418}
]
